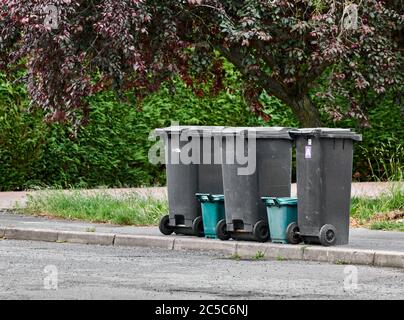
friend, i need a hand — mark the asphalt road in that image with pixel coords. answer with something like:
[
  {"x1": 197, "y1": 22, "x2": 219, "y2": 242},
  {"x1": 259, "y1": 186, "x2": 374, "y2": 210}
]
[{"x1": 0, "y1": 239, "x2": 403, "y2": 300}]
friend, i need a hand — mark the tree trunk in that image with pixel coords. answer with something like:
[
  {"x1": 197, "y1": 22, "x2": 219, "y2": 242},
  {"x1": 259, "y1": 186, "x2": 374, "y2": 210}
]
[
  {"x1": 288, "y1": 94, "x2": 322, "y2": 128},
  {"x1": 215, "y1": 43, "x2": 323, "y2": 127}
]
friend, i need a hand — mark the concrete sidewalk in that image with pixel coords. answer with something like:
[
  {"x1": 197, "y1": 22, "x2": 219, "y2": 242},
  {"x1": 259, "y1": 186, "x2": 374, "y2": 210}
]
[
  {"x1": 1, "y1": 210, "x2": 404, "y2": 269},
  {"x1": 0, "y1": 182, "x2": 400, "y2": 209}
]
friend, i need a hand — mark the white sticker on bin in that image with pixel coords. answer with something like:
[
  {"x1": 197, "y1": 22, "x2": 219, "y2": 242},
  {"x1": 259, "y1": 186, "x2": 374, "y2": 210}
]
[{"x1": 305, "y1": 146, "x2": 312, "y2": 159}]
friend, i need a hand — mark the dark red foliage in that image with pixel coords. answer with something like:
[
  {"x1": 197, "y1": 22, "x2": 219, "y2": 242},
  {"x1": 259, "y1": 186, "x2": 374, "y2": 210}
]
[{"x1": 0, "y1": 0, "x2": 402, "y2": 126}]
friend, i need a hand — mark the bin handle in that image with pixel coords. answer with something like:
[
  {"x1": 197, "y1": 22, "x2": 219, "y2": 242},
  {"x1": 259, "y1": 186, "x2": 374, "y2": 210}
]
[
  {"x1": 263, "y1": 197, "x2": 280, "y2": 207},
  {"x1": 195, "y1": 193, "x2": 210, "y2": 202},
  {"x1": 272, "y1": 198, "x2": 281, "y2": 207}
]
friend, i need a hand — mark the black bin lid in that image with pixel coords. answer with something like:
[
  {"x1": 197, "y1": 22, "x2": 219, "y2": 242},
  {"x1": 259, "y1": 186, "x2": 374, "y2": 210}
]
[
  {"x1": 289, "y1": 128, "x2": 362, "y2": 141},
  {"x1": 212, "y1": 127, "x2": 293, "y2": 140},
  {"x1": 154, "y1": 126, "x2": 225, "y2": 137}
]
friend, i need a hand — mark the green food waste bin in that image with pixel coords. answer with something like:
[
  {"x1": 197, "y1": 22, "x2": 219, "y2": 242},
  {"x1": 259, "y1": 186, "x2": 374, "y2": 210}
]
[
  {"x1": 261, "y1": 197, "x2": 301, "y2": 244},
  {"x1": 196, "y1": 194, "x2": 226, "y2": 239}
]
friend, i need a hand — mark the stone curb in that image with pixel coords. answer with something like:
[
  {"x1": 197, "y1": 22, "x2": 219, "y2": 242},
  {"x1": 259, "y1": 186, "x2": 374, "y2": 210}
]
[
  {"x1": 1, "y1": 227, "x2": 404, "y2": 269},
  {"x1": 173, "y1": 237, "x2": 236, "y2": 255},
  {"x1": 303, "y1": 246, "x2": 375, "y2": 266},
  {"x1": 114, "y1": 234, "x2": 174, "y2": 250},
  {"x1": 236, "y1": 242, "x2": 304, "y2": 260},
  {"x1": 374, "y1": 251, "x2": 404, "y2": 269},
  {"x1": 57, "y1": 230, "x2": 115, "y2": 246},
  {"x1": 4, "y1": 228, "x2": 58, "y2": 242}
]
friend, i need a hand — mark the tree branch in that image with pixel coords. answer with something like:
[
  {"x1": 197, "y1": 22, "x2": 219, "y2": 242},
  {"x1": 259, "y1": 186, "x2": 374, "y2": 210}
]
[{"x1": 216, "y1": 43, "x2": 291, "y2": 104}]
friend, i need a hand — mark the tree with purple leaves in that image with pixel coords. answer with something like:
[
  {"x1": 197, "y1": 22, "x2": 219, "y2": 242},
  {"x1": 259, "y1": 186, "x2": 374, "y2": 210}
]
[{"x1": 0, "y1": 0, "x2": 402, "y2": 127}]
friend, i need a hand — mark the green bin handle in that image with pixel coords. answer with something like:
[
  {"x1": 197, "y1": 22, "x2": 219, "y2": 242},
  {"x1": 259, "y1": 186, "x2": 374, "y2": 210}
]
[
  {"x1": 262, "y1": 197, "x2": 298, "y2": 207},
  {"x1": 196, "y1": 193, "x2": 211, "y2": 203},
  {"x1": 261, "y1": 197, "x2": 279, "y2": 207}
]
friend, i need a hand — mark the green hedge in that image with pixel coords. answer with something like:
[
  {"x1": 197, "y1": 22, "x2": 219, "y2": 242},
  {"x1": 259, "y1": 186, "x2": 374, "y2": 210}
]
[
  {"x1": 331, "y1": 94, "x2": 403, "y2": 182},
  {"x1": 0, "y1": 68, "x2": 402, "y2": 191}
]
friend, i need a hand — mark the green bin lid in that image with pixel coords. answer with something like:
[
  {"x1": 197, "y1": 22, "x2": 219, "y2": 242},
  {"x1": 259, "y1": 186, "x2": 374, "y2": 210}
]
[
  {"x1": 261, "y1": 197, "x2": 298, "y2": 206},
  {"x1": 196, "y1": 193, "x2": 224, "y2": 202},
  {"x1": 210, "y1": 194, "x2": 225, "y2": 202},
  {"x1": 289, "y1": 128, "x2": 362, "y2": 141}
]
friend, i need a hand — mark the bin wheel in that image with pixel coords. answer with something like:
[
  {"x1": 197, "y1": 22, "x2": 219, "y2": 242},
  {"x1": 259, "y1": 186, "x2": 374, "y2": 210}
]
[
  {"x1": 216, "y1": 219, "x2": 231, "y2": 241},
  {"x1": 253, "y1": 220, "x2": 269, "y2": 243},
  {"x1": 159, "y1": 215, "x2": 174, "y2": 235},
  {"x1": 286, "y1": 222, "x2": 302, "y2": 244},
  {"x1": 192, "y1": 216, "x2": 205, "y2": 237},
  {"x1": 319, "y1": 224, "x2": 337, "y2": 246}
]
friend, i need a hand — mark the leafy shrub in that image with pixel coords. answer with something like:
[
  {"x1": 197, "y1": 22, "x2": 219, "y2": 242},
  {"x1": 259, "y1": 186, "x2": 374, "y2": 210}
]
[
  {"x1": 314, "y1": 89, "x2": 403, "y2": 182},
  {"x1": 0, "y1": 74, "x2": 48, "y2": 190}
]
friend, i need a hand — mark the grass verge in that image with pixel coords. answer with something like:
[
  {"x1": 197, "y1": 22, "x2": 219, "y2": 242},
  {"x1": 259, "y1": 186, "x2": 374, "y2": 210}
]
[
  {"x1": 22, "y1": 190, "x2": 168, "y2": 226},
  {"x1": 350, "y1": 184, "x2": 404, "y2": 232}
]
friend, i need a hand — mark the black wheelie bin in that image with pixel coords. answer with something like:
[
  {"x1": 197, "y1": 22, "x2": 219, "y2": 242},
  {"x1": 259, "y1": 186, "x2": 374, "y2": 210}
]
[
  {"x1": 214, "y1": 127, "x2": 293, "y2": 242},
  {"x1": 290, "y1": 128, "x2": 362, "y2": 246},
  {"x1": 155, "y1": 126, "x2": 224, "y2": 237}
]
